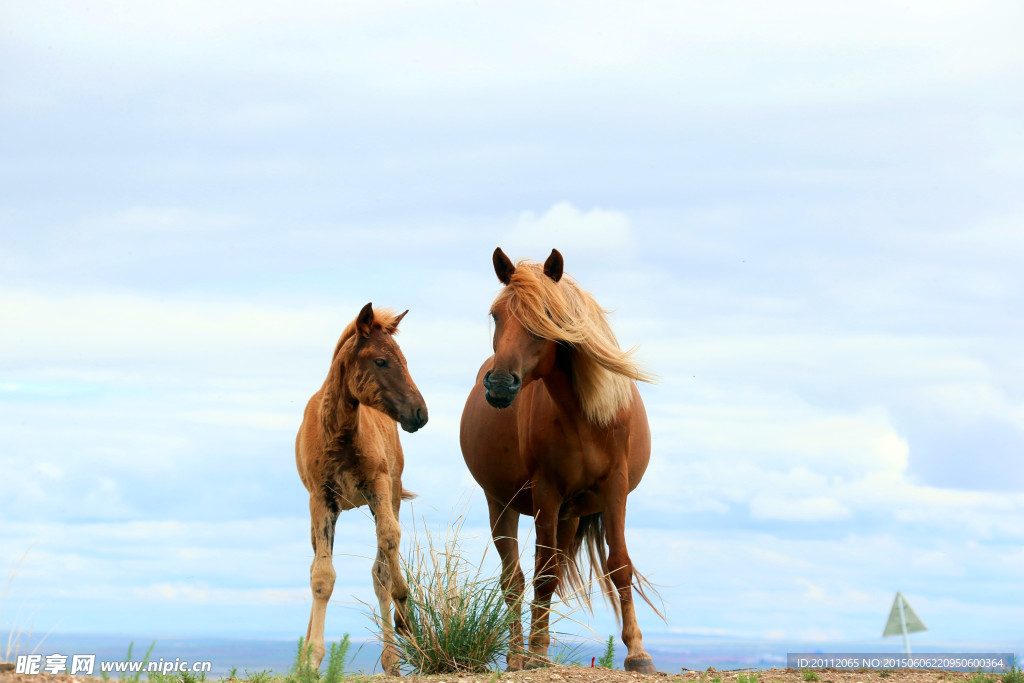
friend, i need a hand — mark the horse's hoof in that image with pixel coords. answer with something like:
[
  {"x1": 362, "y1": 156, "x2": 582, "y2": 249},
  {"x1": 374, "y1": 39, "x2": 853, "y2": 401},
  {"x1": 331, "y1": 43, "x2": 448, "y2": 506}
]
[
  {"x1": 624, "y1": 655, "x2": 657, "y2": 674},
  {"x1": 505, "y1": 657, "x2": 524, "y2": 672}
]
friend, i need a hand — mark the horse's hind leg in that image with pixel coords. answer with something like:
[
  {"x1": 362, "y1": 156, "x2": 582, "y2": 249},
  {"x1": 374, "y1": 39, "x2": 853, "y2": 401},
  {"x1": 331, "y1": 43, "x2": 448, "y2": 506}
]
[
  {"x1": 306, "y1": 493, "x2": 339, "y2": 670},
  {"x1": 488, "y1": 497, "x2": 525, "y2": 671},
  {"x1": 603, "y1": 488, "x2": 656, "y2": 673}
]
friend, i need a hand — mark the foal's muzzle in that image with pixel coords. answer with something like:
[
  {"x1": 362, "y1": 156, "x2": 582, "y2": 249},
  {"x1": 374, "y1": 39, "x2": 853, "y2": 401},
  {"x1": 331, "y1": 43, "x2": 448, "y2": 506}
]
[
  {"x1": 483, "y1": 370, "x2": 521, "y2": 409},
  {"x1": 400, "y1": 404, "x2": 428, "y2": 433}
]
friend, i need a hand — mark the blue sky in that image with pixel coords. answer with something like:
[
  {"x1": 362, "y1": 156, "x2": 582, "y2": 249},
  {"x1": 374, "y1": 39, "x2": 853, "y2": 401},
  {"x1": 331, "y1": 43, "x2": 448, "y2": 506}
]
[{"x1": 2, "y1": 0, "x2": 1023, "y2": 658}]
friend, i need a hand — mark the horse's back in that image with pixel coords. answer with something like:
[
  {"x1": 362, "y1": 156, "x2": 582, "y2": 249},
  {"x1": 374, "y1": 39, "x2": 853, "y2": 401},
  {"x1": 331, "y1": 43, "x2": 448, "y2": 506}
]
[
  {"x1": 625, "y1": 381, "x2": 652, "y2": 492},
  {"x1": 296, "y1": 388, "x2": 325, "y2": 494}
]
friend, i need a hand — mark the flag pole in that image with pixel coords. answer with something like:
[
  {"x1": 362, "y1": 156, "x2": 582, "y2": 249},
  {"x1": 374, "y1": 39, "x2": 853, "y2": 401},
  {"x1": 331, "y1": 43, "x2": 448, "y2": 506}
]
[{"x1": 896, "y1": 592, "x2": 911, "y2": 656}]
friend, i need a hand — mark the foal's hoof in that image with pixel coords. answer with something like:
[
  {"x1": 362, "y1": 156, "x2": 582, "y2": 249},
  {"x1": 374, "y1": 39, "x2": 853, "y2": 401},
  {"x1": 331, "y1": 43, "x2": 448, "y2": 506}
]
[
  {"x1": 382, "y1": 648, "x2": 401, "y2": 677},
  {"x1": 393, "y1": 600, "x2": 411, "y2": 635},
  {"x1": 624, "y1": 654, "x2": 657, "y2": 674},
  {"x1": 522, "y1": 654, "x2": 553, "y2": 670}
]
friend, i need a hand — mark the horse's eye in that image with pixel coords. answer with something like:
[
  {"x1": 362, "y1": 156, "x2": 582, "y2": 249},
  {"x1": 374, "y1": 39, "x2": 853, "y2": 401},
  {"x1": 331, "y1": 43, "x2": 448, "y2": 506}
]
[{"x1": 374, "y1": 358, "x2": 387, "y2": 367}]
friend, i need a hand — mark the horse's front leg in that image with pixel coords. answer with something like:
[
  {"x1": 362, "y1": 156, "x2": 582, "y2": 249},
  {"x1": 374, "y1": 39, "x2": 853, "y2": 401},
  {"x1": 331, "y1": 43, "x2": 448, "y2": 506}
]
[
  {"x1": 367, "y1": 475, "x2": 408, "y2": 676},
  {"x1": 305, "y1": 492, "x2": 339, "y2": 670},
  {"x1": 603, "y1": 468, "x2": 656, "y2": 673},
  {"x1": 527, "y1": 485, "x2": 563, "y2": 668},
  {"x1": 488, "y1": 496, "x2": 525, "y2": 671}
]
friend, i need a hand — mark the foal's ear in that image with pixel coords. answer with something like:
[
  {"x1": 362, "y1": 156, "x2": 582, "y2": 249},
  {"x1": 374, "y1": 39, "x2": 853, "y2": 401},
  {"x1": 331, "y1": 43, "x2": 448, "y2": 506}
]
[
  {"x1": 543, "y1": 248, "x2": 563, "y2": 282},
  {"x1": 356, "y1": 302, "x2": 375, "y2": 338},
  {"x1": 389, "y1": 309, "x2": 409, "y2": 332},
  {"x1": 493, "y1": 247, "x2": 515, "y2": 285}
]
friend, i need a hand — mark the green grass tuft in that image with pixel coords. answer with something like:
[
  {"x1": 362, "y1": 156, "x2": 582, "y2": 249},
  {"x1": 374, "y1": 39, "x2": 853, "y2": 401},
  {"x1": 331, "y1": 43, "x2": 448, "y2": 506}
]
[
  {"x1": 970, "y1": 668, "x2": 1000, "y2": 683},
  {"x1": 178, "y1": 669, "x2": 206, "y2": 683},
  {"x1": 279, "y1": 634, "x2": 352, "y2": 683},
  {"x1": 802, "y1": 669, "x2": 820, "y2": 681},
  {"x1": 1003, "y1": 658, "x2": 1024, "y2": 683},
  {"x1": 243, "y1": 669, "x2": 273, "y2": 683},
  {"x1": 323, "y1": 636, "x2": 351, "y2": 683},
  {"x1": 285, "y1": 637, "x2": 320, "y2": 683},
  {"x1": 383, "y1": 516, "x2": 520, "y2": 674},
  {"x1": 597, "y1": 635, "x2": 616, "y2": 669}
]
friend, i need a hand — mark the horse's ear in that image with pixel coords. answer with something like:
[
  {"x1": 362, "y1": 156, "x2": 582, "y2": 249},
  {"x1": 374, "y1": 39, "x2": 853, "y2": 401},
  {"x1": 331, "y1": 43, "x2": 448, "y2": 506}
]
[
  {"x1": 356, "y1": 302, "x2": 374, "y2": 338},
  {"x1": 543, "y1": 248, "x2": 563, "y2": 282},
  {"x1": 390, "y1": 309, "x2": 409, "y2": 332},
  {"x1": 493, "y1": 247, "x2": 515, "y2": 285}
]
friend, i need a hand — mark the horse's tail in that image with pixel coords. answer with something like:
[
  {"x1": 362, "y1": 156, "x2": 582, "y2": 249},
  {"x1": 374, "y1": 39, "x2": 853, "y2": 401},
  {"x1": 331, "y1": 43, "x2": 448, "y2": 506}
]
[
  {"x1": 560, "y1": 512, "x2": 663, "y2": 624},
  {"x1": 400, "y1": 488, "x2": 417, "y2": 501}
]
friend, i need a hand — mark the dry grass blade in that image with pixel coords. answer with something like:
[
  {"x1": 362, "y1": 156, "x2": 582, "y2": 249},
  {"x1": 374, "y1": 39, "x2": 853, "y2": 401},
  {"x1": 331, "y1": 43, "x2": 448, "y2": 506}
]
[{"x1": 1, "y1": 549, "x2": 36, "y2": 665}]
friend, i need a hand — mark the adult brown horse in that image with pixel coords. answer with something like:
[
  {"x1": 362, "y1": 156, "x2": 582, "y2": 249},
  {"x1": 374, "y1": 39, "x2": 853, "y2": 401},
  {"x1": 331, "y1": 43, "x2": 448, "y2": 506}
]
[
  {"x1": 296, "y1": 303, "x2": 427, "y2": 675},
  {"x1": 460, "y1": 248, "x2": 659, "y2": 673}
]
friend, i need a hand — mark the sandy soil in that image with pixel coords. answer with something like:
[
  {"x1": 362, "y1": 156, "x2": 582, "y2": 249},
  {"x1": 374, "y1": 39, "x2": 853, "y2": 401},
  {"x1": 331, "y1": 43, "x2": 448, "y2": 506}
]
[{"x1": 0, "y1": 663, "x2": 993, "y2": 683}]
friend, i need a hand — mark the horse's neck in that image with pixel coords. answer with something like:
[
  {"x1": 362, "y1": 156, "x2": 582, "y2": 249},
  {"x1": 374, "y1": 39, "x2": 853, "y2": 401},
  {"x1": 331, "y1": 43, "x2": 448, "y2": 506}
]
[{"x1": 539, "y1": 346, "x2": 583, "y2": 416}]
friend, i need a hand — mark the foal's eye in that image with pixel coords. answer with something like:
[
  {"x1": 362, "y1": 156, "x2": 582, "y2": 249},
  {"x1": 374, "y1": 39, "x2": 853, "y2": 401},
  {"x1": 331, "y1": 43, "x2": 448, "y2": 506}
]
[{"x1": 374, "y1": 358, "x2": 387, "y2": 368}]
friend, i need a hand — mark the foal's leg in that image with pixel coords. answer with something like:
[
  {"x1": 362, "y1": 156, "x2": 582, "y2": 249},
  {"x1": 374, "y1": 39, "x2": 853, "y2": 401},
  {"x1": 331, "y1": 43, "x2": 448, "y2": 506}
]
[
  {"x1": 366, "y1": 475, "x2": 409, "y2": 675},
  {"x1": 305, "y1": 493, "x2": 339, "y2": 669},
  {"x1": 603, "y1": 476, "x2": 656, "y2": 673},
  {"x1": 488, "y1": 497, "x2": 525, "y2": 671},
  {"x1": 371, "y1": 544, "x2": 400, "y2": 675}
]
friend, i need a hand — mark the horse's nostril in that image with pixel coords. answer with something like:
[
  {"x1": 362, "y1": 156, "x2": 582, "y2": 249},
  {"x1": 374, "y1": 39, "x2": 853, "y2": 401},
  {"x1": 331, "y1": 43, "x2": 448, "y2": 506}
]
[
  {"x1": 416, "y1": 407, "x2": 426, "y2": 425},
  {"x1": 510, "y1": 372, "x2": 521, "y2": 388}
]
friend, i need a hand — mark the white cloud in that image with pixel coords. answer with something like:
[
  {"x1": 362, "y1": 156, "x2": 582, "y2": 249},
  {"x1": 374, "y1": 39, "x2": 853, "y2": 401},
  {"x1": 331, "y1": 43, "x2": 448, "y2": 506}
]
[
  {"x1": 0, "y1": 287, "x2": 338, "y2": 369},
  {"x1": 134, "y1": 582, "x2": 309, "y2": 605},
  {"x1": 506, "y1": 202, "x2": 634, "y2": 255},
  {"x1": 7, "y1": 0, "x2": 1022, "y2": 112},
  {"x1": 750, "y1": 495, "x2": 853, "y2": 522}
]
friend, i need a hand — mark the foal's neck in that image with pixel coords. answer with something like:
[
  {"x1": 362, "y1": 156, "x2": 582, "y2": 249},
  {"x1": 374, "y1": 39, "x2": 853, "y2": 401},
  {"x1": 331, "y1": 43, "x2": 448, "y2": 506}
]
[{"x1": 324, "y1": 357, "x2": 363, "y2": 447}]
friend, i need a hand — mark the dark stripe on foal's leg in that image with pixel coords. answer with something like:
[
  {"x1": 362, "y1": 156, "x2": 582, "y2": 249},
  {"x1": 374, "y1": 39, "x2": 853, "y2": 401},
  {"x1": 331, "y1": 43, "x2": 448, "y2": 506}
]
[{"x1": 320, "y1": 485, "x2": 339, "y2": 552}]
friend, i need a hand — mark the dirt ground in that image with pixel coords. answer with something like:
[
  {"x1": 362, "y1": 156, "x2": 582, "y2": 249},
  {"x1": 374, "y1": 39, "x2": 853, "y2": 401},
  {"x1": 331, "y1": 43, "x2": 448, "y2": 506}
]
[{"x1": 0, "y1": 664, "x2": 994, "y2": 683}]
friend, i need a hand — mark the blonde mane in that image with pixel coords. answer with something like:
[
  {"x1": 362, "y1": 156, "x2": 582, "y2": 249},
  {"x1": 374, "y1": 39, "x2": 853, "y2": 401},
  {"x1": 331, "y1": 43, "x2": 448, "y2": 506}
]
[{"x1": 493, "y1": 260, "x2": 654, "y2": 425}]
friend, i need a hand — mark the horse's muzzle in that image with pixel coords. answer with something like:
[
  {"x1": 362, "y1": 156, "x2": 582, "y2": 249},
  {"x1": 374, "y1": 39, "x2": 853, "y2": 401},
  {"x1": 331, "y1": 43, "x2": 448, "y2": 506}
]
[{"x1": 483, "y1": 370, "x2": 521, "y2": 409}]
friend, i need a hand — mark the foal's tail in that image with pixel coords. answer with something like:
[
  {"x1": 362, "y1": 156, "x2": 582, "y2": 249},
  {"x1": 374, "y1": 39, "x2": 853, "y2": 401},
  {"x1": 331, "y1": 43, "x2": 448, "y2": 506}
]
[
  {"x1": 560, "y1": 513, "x2": 664, "y2": 624},
  {"x1": 401, "y1": 488, "x2": 417, "y2": 501}
]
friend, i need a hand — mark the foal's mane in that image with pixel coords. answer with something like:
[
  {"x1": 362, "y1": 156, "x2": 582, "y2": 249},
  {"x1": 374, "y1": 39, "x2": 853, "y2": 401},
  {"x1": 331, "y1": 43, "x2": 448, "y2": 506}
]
[
  {"x1": 330, "y1": 307, "x2": 403, "y2": 362},
  {"x1": 493, "y1": 260, "x2": 654, "y2": 425}
]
